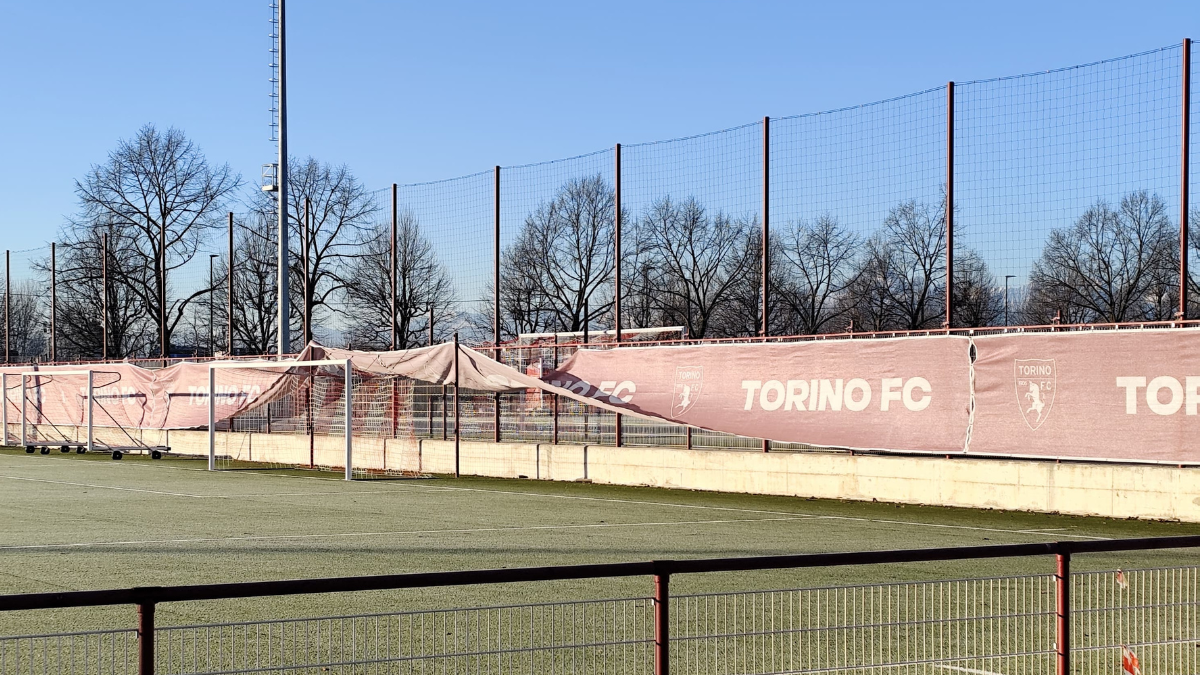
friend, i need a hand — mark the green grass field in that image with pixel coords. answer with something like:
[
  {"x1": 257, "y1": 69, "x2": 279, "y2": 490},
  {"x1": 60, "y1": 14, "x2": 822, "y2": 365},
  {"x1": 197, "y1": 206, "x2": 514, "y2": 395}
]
[{"x1": 1, "y1": 446, "x2": 1198, "y2": 636}]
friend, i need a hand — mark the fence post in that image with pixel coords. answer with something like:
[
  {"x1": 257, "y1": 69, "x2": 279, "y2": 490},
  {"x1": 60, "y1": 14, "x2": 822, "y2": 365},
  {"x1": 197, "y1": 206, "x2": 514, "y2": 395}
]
[
  {"x1": 552, "y1": 338, "x2": 559, "y2": 445},
  {"x1": 1, "y1": 373, "x2": 6, "y2": 445},
  {"x1": 207, "y1": 367, "x2": 215, "y2": 471},
  {"x1": 614, "y1": 143, "x2": 623, "y2": 448},
  {"x1": 344, "y1": 358, "x2": 353, "y2": 480},
  {"x1": 101, "y1": 234, "x2": 108, "y2": 361},
  {"x1": 227, "y1": 212, "x2": 234, "y2": 354},
  {"x1": 654, "y1": 570, "x2": 670, "y2": 675},
  {"x1": 1182, "y1": 38, "x2": 1192, "y2": 320},
  {"x1": 453, "y1": 332, "x2": 460, "y2": 478},
  {"x1": 5, "y1": 249, "x2": 9, "y2": 364},
  {"x1": 1055, "y1": 547, "x2": 1071, "y2": 675},
  {"x1": 50, "y1": 242, "x2": 56, "y2": 362},
  {"x1": 137, "y1": 602, "x2": 155, "y2": 675},
  {"x1": 761, "y1": 115, "x2": 770, "y2": 338},
  {"x1": 945, "y1": 81, "x2": 955, "y2": 329},
  {"x1": 494, "y1": 166, "x2": 502, "y2": 444}
]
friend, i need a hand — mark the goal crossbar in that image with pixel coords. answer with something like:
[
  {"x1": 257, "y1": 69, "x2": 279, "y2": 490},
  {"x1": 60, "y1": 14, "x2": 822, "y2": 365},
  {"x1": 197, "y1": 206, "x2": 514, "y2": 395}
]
[
  {"x1": 5, "y1": 370, "x2": 96, "y2": 452},
  {"x1": 207, "y1": 358, "x2": 354, "y2": 478}
]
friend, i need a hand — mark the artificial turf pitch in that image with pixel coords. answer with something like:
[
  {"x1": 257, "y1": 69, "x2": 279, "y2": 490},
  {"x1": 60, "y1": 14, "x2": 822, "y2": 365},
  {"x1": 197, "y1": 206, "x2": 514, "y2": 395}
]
[{"x1": 0, "y1": 446, "x2": 1197, "y2": 635}]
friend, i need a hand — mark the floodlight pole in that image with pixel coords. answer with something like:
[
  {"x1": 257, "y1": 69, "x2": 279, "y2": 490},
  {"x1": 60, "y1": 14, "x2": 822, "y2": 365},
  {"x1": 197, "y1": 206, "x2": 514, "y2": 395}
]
[
  {"x1": 344, "y1": 358, "x2": 353, "y2": 480},
  {"x1": 276, "y1": 0, "x2": 290, "y2": 358},
  {"x1": 209, "y1": 255, "x2": 218, "y2": 356},
  {"x1": 1004, "y1": 275, "x2": 1016, "y2": 326},
  {"x1": 207, "y1": 367, "x2": 215, "y2": 470}
]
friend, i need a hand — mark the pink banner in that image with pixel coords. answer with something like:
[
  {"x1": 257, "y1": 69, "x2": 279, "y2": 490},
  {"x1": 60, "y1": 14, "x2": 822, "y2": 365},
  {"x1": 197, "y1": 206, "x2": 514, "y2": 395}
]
[
  {"x1": 545, "y1": 337, "x2": 973, "y2": 452},
  {"x1": 1, "y1": 362, "x2": 289, "y2": 431},
  {"x1": 970, "y1": 330, "x2": 1200, "y2": 463}
]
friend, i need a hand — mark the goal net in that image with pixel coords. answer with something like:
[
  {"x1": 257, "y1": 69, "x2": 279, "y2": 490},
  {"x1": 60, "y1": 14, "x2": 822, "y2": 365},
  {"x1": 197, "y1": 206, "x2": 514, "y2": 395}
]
[
  {"x1": 208, "y1": 360, "x2": 420, "y2": 479},
  {"x1": 3, "y1": 369, "x2": 170, "y2": 458}
]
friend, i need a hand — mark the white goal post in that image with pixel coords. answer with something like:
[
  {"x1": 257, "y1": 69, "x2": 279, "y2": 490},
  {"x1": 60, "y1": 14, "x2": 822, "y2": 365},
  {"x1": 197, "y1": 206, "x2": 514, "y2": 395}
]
[
  {"x1": 6, "y1": 370, "x2": 95, "y2": 453},
  {"x1": 207, "y1": 359, "x2": 354, "y2": 479}
]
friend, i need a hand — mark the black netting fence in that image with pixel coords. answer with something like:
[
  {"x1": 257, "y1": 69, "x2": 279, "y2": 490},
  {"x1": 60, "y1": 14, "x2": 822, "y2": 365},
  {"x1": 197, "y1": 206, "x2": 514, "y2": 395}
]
[{"x1": 5, "y1": 42, "x2": 1198, "y2": 365}]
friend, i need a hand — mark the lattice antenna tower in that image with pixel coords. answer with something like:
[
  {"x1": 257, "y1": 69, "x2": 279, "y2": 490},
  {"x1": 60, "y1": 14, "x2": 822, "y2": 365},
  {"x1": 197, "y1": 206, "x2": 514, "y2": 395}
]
[{"x1": 262, "y1": 0, "x2": 290, "y2": 355}]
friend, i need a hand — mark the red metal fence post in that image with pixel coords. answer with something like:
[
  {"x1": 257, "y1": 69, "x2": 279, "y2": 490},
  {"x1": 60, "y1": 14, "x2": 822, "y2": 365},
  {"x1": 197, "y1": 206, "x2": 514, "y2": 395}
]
[
  {"x1": 945, "y1": 82, "x2": 955, "y2": 329},
  {"x1": 494, "y1": 166, "x2": 502, "y2": 444},
  {"x1": 654, "y1": 571, "x2": 669, "y2": 675},
  {"x1": 615, "y1": 143, "x2": 623, "y2": 447},
  {"x1": 1055, "y1": 549, "x2": 1071, "y2": 675},
  {"x1": 453, "y1": 332, "x2": 461, "y2": 478},
  {"x1": 137, "y1": 602, "x2": 155, "y2": 675},
  {"x1": 1181, "y1": 37, "x2": 1191, "y2": 320}
]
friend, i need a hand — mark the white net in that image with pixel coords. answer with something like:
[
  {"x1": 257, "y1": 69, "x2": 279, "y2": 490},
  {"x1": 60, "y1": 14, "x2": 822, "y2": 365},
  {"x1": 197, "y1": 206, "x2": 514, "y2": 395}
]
[
  {"x1": 210, "y1": 362, "x2": 421, "y2": 478},
  {"x1": 5, "y1": 370, "x2": 167, "y2": 457}
]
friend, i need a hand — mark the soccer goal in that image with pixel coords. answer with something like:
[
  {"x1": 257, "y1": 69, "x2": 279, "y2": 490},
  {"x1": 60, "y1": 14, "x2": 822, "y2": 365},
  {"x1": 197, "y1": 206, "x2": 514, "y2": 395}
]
[
  {"x1": 2, "y1": 369, "x2": 170, "y2": 459},
  {"x1": 207, "y1": 359, "x2": 420, "y2": 480}
]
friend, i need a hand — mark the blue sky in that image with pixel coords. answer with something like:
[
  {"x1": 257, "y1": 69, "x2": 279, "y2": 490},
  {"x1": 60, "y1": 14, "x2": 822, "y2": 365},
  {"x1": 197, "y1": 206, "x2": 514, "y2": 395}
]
[{"x1": 0, "y1": 0, "x2": 1197, "y2": 254}]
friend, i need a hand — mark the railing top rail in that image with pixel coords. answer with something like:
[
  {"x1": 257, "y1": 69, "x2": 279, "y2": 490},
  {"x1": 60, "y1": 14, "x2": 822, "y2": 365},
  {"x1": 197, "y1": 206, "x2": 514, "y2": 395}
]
[{"x1": 2, "y1": 536, "x2": 1197, "y2": 613}]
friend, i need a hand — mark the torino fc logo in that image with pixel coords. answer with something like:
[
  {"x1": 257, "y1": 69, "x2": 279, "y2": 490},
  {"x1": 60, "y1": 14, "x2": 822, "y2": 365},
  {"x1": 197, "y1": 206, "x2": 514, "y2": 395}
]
[
  {"x1": 672, "y1": 366, "x2": 703, "y2": 418},
  {"x1": 1014, "y1": 359, "x2": 1056, "y2": 430}
]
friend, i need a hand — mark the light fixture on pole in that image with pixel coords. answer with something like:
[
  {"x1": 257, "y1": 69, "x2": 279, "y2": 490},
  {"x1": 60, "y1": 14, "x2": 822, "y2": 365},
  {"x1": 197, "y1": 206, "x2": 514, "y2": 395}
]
[
  {"x1": 210, "y1": 255, "x2": 220, "y2": 356},
  {"x1": 1004, "y1": 275, "x2": 1016, "y2": 327}
]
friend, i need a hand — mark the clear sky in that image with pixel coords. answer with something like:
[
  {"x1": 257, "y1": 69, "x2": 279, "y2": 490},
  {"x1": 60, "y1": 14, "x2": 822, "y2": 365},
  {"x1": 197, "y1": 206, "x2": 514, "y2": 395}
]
[{"x1": 1, "y1": 0, "x2": 1197, "y2": 253}]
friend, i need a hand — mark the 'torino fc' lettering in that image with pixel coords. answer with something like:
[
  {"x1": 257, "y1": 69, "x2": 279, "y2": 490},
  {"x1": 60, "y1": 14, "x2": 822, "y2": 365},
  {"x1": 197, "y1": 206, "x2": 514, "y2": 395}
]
[
  {"x1": 742, "y1": 378, "x2": 930, "y2": 412},
  {"x1": 1116, "y1": 376, "x2": 1200, "y2": 415}
]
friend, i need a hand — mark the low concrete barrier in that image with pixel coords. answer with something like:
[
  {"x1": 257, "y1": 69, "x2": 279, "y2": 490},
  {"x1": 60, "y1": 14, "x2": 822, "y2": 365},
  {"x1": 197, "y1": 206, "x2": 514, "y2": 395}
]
[{"x1": 12, "y1": 424, "x2": 1198, "y2": 522}]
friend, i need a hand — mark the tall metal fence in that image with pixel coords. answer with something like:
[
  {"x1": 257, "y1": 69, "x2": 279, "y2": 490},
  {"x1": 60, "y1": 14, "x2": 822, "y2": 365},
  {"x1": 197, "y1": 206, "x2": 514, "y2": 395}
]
[
  {"x1": 4, "y1": 41, "x2": 1197, "y2": 362},
  {"x1": 1, "y1": 537, "x2": 1197, "y2": 675}
]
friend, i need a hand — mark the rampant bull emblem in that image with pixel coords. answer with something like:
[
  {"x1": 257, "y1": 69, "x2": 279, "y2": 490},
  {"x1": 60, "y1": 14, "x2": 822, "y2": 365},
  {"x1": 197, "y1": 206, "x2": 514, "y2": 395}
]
[
  {"x1": 672, "y1": 366, "x2": 703, "y2": 418},
  {"x1": 1014, "y1": 359, "x2": 1056, "y2": 430}
]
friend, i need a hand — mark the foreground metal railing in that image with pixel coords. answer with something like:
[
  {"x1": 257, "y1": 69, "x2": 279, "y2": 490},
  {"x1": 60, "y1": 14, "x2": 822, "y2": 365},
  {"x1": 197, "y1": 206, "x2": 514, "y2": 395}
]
[{"x1": 2, "y1": 537, "x2": 1199, "y2": 675}]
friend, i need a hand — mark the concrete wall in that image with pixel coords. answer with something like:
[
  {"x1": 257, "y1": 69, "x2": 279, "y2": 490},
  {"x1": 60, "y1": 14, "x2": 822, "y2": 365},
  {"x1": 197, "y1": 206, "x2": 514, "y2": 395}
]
[
  {"x1": 408, "y1": 440, "x2": 1200, "y2": 523},
  {"x1": 15, "y1": 424, "x2": 1199, "y2": 522}
]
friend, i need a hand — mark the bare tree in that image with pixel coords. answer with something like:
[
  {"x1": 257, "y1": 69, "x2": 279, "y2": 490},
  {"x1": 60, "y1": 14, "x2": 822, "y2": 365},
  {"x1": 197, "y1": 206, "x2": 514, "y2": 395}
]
[
  {"x1": 3, "y1": 281, "x2": 47, "y2": 361},
  {"x1": 52, "y1": 226, "x2": 156, "y2": 359},
  {"x1": 343, "y1": 212, "x2": 457, "y2": 349},
  {"x1": 249, "y1": 157, "x2": 378, "y2": 350},
  {"x1": 639, "y1": 196, "x2": 754, "y2": 339},
  {"x1": 842, "y1": 199, "x2": 946, "y2": 331},
  {"x1": 225, "y1": 217, "x2": 279, "y2": 355},
  {"x1": 500, "y1": 175, "x2": 615, "y2": 336},
  {"x1": 775, "y1": 215, "x2": 859, "y2": 334},
  {"x1": 1027, "y1": 191, "x2": 1176, "y2": 323},
  {"x1": 66, "y1": 124, "x2": 239, "y2": 357},
  {"x1": 711, "y1": 226, "x2": 792, "y2": 337},
  {"x1": 952, "y1": 249, "x2": 1004, "y2": 327}
]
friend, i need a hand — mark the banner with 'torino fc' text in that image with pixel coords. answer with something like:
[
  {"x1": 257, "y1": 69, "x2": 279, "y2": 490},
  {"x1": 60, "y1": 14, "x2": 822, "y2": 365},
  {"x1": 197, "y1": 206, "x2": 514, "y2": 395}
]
[
  {"x1": 544, "y1": 337, "x2": 972, "y2": 453},
  {"x1": 969, "y1": 330, "x2": 1200, "y2": 463}
]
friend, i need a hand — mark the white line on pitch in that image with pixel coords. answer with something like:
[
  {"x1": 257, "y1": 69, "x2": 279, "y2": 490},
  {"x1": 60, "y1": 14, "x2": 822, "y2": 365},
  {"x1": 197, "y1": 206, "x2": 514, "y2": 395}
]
[
  {"x1": 0, "y1": 516, "x2": 810, "y2": 551},
  {"x1": 0, "y1": 452, "x2": 1112, "y2": 541},
  {"x1": 0, "y1": 475, "x2": 433, "y2": 499},
  {"x1": 393, "y1": 482, "x2": 1113, "y2": 541}
]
